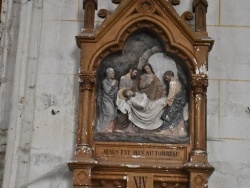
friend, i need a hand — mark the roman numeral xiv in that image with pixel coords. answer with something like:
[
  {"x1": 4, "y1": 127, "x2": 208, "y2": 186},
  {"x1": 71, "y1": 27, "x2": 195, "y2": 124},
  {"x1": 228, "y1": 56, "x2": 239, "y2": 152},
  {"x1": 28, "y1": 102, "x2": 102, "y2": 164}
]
[{"x1": 133, "y1": 176, "x2": 148, "y2": 188}]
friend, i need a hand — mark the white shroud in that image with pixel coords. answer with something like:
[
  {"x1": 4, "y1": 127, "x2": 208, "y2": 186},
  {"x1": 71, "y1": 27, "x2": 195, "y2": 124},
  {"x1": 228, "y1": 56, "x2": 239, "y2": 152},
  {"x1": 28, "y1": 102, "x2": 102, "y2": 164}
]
[{"x1": 117, "y1": 92, "x2": 166, "y2": 130}]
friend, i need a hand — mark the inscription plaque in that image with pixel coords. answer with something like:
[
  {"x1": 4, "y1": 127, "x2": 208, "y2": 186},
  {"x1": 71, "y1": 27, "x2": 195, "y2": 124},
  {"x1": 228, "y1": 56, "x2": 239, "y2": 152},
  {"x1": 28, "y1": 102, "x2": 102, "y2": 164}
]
[{"x1": 95, "y1": 145, "x2": 187, "y2": 161}]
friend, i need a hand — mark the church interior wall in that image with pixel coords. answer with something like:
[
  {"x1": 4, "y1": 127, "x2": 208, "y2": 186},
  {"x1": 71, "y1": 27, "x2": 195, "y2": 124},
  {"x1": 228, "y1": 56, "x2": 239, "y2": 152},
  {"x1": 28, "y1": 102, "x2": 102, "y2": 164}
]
[{"x1": 0, "y1": 0, "x2": 249, "y2": 187}]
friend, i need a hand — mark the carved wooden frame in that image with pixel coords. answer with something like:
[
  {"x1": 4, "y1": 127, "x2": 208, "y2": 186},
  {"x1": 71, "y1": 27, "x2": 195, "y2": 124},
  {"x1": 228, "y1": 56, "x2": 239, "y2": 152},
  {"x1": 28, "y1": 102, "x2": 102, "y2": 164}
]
[{"x1": 69, "y1": 0, "x2": 214, "y2": 187}]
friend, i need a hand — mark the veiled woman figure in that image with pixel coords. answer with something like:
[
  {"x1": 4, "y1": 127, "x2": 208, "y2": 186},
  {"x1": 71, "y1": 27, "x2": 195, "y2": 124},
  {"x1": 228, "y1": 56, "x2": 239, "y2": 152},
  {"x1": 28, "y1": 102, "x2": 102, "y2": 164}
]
[{"x1": 138, "y1": 63, "x2": 164, "y2": 100}]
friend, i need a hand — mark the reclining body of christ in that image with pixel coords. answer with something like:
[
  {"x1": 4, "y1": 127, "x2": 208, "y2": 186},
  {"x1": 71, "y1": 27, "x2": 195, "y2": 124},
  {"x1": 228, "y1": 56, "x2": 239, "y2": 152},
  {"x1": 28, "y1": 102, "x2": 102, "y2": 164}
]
[{"x1": 117, "y1": 89, "x2": 166, "y2": 130}]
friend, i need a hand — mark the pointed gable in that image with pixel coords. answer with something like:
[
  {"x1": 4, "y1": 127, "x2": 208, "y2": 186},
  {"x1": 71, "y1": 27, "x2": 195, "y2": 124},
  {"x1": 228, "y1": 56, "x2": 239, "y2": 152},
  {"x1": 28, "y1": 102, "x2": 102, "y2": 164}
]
[{"x1": 77, "y1": 0, "x2": 213, "y2": 72}]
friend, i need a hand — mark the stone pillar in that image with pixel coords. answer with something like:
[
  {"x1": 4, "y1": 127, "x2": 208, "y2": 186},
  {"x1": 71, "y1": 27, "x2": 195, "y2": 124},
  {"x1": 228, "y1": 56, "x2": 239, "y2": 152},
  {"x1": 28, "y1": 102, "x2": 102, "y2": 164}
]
[
  {"x1": 2, "y1": 0, "x2": 43, "y2": 187},
  {"x1": 0, "y1": 0, "x2": 21, "y2": 186},
  {"x1": 68, "y1": 71, "x2": 97, "y2": 188}
]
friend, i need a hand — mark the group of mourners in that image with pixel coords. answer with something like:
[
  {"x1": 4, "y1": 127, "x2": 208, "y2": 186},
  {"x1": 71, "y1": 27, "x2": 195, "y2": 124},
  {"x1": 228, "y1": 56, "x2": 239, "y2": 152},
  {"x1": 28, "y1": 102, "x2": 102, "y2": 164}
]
[{"x1": 97, "y1": 63, "x2": 187, "y2": 136}]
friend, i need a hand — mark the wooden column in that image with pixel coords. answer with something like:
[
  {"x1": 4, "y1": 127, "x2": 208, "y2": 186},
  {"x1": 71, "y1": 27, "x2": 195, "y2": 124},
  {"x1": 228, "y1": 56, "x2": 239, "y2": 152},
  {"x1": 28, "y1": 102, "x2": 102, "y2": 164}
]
[
  {"x1": 192, "y1": 74, "x2": 208, "y2": 151},
  {"x1": 69, "y1": 72, "x2": 97, "y2": 188},
  {"x1": 187, "y1": 74, "x2": 209, "y2": 163},
  {"x1": 184, "y1": 74, "x2": 214, "y2": 188},
  {"x1": 77, "y1": 72, "x2": 96, "y2": 146}
]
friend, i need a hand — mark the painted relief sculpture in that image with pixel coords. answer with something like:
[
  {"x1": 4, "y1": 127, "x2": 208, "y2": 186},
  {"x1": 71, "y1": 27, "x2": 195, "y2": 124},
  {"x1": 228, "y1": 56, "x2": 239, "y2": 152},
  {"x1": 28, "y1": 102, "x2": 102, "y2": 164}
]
[
  {"x1": 69, "y1": 0, "x2": 214, "y2": 187},
  {"x1": 122, "y1": 89, "x2": 165, "y2": 130},
  {"x1": 94, "y1": 31, "x2": 190, "y2": 143},
  {"x1": 96, "y1": 68, "x2": 118, "y2": 132},
  {"x1": 138, "y1": 63, "x2": 164, "y2": 101},
  {"x1": 160, "y1": 71, "x2": 187, "y2": 135},
  {"x1": 114, "y1": 67, "x2": 138, "y2": 132}
]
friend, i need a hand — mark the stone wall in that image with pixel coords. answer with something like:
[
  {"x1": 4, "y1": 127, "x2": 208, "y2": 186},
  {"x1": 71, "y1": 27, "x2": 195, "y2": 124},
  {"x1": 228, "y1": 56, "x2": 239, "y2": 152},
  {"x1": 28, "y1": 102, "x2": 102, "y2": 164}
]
[
  {"x1": 207, "y1": 0, "x2": 250, "y2": 187},
  {"x1": 1, "y1": 0, "x2": 81, "y2": 187},
  {"x1": 0, "y1": 0, "x2": 249, "y2": 187},
  {"x1": 0, "y1": 0, "x2": 22, "y2": 186}
]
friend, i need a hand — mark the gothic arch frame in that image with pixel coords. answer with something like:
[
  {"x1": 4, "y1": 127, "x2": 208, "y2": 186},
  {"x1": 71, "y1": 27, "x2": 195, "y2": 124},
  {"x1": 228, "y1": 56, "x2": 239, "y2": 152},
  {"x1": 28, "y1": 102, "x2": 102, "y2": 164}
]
[
  {"x1": 89, "y1": 19, "x2": 197, "y2": 74},
  {"x1": 69, "y1": 0, "x2": 214, "y2": 187}
]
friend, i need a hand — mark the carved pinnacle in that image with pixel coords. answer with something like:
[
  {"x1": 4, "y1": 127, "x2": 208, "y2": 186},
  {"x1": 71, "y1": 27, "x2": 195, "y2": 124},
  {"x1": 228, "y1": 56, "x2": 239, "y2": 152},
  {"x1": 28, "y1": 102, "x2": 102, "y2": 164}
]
[
  {"x1": 193, "y1": 0, "x2": 208, "y2": 13},
  {"x1": 83, "y1": 0, "x2": 98, "y2": 10}
]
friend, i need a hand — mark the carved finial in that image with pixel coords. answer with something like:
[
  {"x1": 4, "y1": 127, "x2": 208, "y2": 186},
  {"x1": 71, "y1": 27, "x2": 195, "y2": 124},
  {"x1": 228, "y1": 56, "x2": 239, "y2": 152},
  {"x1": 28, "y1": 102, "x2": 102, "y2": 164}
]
[
  {"x1": 193, "y1": 0, "x2": 208, "y2": 11},
  {"x1": 97, "y1": 9, "x2": 111, "y2": 19},
  {"x1": 172, "y1": 0, "x2": 180, "y2": 6},
  {"x1": 83, "y1": 0, "x2": 98, "y2": 30},
  {"x1": 181, "y1": 11, "x2": 194, "y2": 21},
  {"x1": 83, "y1": 0, "x2": 98, "y2": 9},
  {"x1": 193, "y1": 0, "x2": 208, "y2": 32}
]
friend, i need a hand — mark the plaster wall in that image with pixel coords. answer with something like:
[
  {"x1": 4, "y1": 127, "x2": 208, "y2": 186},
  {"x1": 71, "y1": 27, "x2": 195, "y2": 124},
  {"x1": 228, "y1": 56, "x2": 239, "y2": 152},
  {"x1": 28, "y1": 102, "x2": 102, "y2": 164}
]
[
  {"x1": 0, "y1": 0, "x2": 249, "y2": 187},
  {"x1": 206, "y1": 1, "x2": 250, "y2": 187}
]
